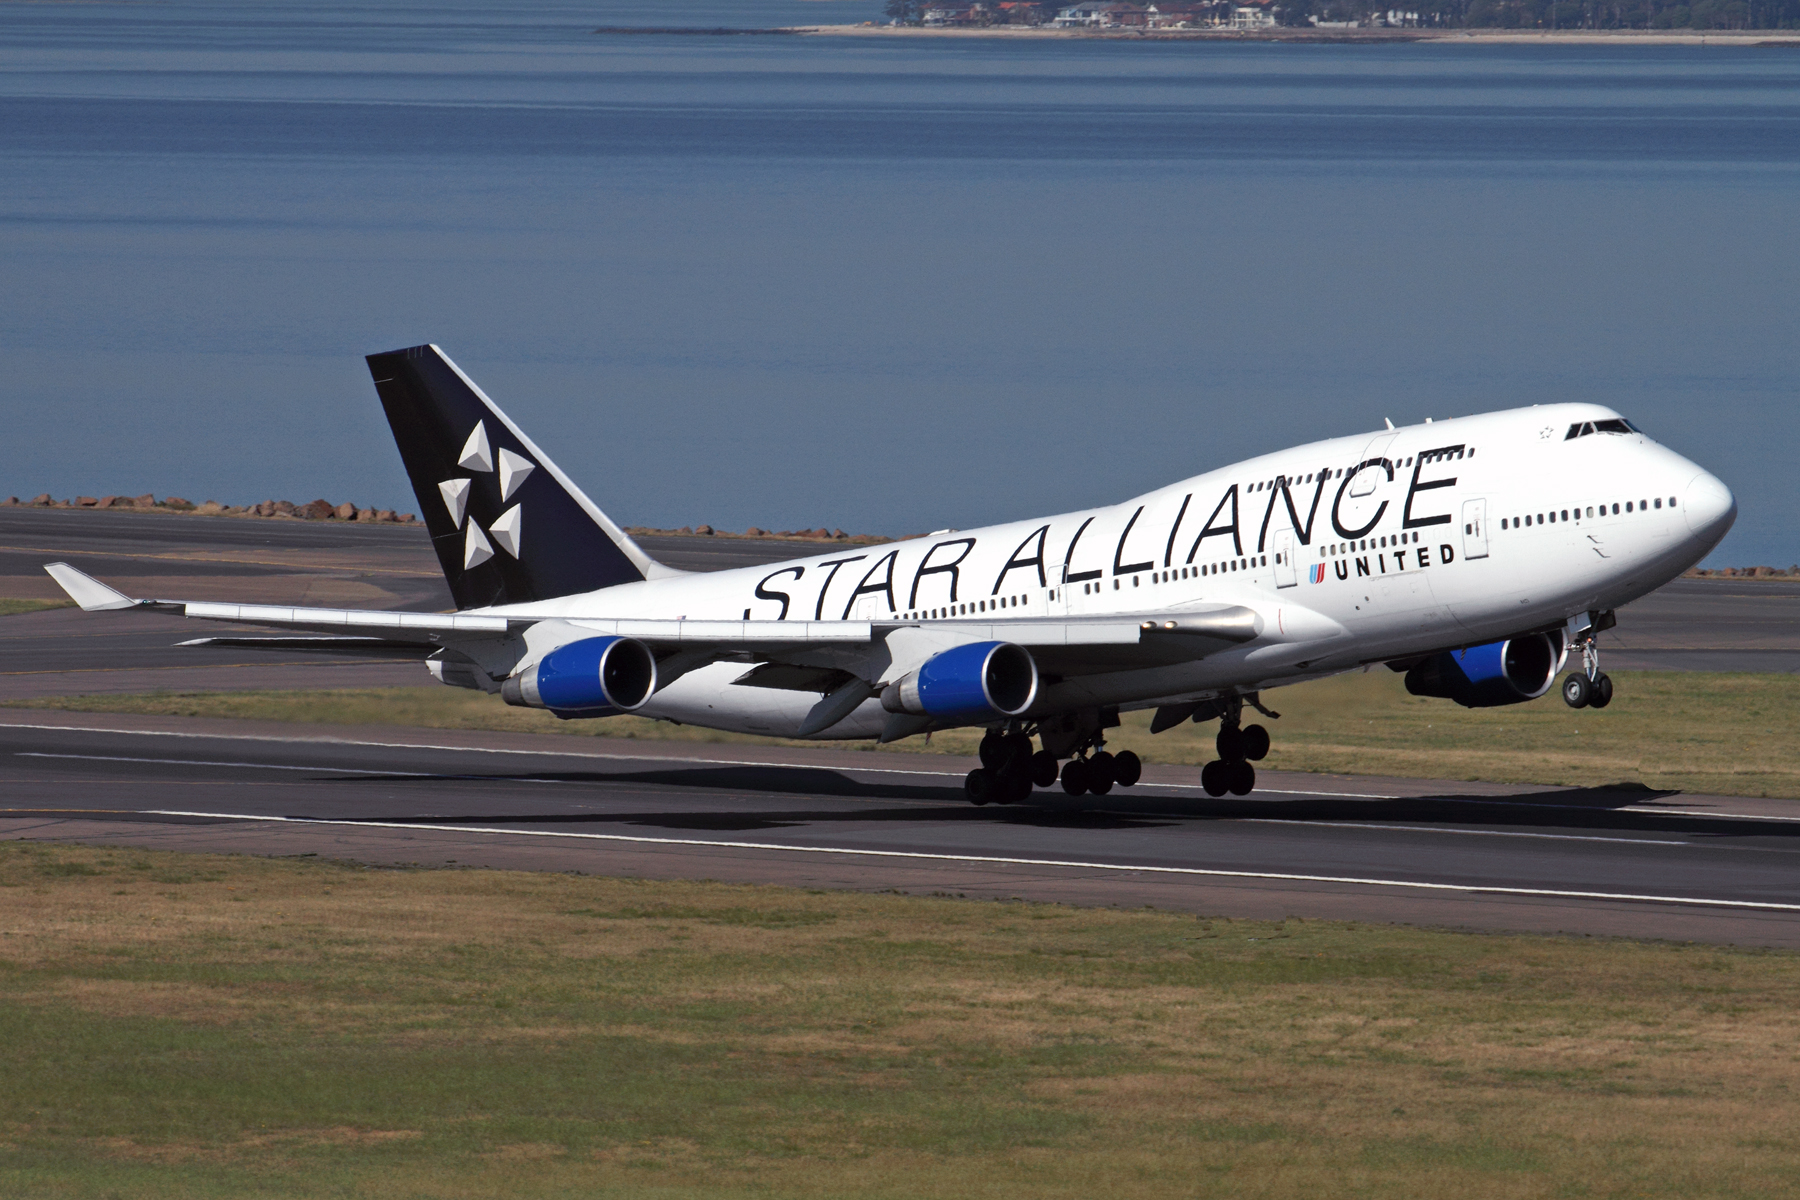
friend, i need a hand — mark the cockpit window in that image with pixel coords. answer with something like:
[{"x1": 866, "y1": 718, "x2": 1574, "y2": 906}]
[{"x1": 1566, "y1": 418, "x2": 1639, "y2": 440}]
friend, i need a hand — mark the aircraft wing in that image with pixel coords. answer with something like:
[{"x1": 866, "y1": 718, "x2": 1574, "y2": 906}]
[{"x1": 44, "y1": 562, "x2": 1270, "y2": 681}]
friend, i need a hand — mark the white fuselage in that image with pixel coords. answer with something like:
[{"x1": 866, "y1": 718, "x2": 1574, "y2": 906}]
[{"x1": 480, "y1": 403, "x2": 1736, "y2": 739}]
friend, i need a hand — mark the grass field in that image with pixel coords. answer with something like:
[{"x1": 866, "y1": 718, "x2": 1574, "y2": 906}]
[
  {"x1": 0, "y1": 842, "x2": 1797, "y2": 1198},
  {"x1": 12, "y1": 668, "x2": 1800, "y2": 800},
  {"x1": 0, "y1": 599, "x2": 72, "y2": 617}
]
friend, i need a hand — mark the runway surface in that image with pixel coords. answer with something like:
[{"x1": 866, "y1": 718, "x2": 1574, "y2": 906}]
[{"x1": 4, "y1": 710, "x2": 1797, "y2": 946}]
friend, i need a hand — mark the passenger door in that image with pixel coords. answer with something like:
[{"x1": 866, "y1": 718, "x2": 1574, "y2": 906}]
[
  {"x1": 1273, "y1": 529, "x2": 1297, "y2": 588},
  {"x1": 1461, "y1": 498, "x2": 1489, "y2": 560}
]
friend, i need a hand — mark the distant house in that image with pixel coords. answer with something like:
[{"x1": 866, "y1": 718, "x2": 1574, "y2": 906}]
[
  {"x1": 1229, "y1": 3, "x2": 1276, "y2": 26},
  {"x1": 923, "y1": 3, "x2": 995, "y2": 24},
  {"x1": 1145, "y1": 2, "x2": 1213, "y2": 26},
  {"x1": 1052, "y1": 1, "x2": 1110, "y2": 24},
  {"x1": 1053, "y1": 1, "x2": 1147, "y2": 25},
  {"x1": 995, "y1": 0, "x2": 1049, "y2": 21}
]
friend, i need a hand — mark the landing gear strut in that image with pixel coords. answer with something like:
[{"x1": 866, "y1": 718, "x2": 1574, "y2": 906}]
[
  {"x1": 1561, "y1": 613, "x2": 1615, "y2": 710},
  {"x1": 1200, "y1": 694, "x2": 1276, "y2": 798},
  {"x1": 962, "y1": 716, "x2": 1143, "y2": 805}
]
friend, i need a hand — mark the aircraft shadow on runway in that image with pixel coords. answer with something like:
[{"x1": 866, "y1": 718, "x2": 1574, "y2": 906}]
[{"x1": 302, "y1": 764, "x2": 1794, "y2": 840}]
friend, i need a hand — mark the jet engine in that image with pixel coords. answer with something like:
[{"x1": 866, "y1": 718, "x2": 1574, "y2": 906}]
[
  {"x1": 501, "y1": 635, "x2": 657, "y2": 715},
  {"x1": 1403, "y1": 632, "x2": 1564, "y2": 708},
  {"x1": 882, "y1": 641, "x2": 1039, "y2": 725}
]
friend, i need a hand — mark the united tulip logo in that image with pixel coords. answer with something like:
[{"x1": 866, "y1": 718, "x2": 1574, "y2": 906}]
[{"x1": 1309, "y1": 563, "x2": 1327, "y2": 584}]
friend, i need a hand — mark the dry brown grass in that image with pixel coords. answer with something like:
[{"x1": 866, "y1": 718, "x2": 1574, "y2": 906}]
[{"x1": 0, "y1": 842, "x2": 1798, "y2": 1197}]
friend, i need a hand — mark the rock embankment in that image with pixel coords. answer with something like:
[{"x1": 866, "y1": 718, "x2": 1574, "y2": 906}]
[
  {"x1": 625, "y1": 524, "x2": 896, "y2": 545},
  {"x1": 1684, "y1": 566, "x2": 1800, "y2": 579},
  {"x1": 1, "y1": 494, "x2": 415, "y2": 523}
]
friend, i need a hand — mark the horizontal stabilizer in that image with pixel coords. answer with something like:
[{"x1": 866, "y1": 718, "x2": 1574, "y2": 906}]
[{"x1": 43, "y1": 563, "x2": 137, "y2": 611}]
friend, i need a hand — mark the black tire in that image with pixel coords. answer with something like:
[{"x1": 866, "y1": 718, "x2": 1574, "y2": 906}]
[
  {"x1": 1088, "y1": 751, "x2": 1117, "y2": 790},
  {"x1": 1226, "y1": 760, "x2": 1256, "y2": 796},
  {"x1": 978, "y1": 733, "x2": 1006, "y2": 771},
  {"x1": 1201, "y1": 759, "x2": 1228, "y2": 798},
  {"x1": 996, "y1": 771, "x2": 1033, "y2": 805},
  {"x1": 964, "y1": 768, "x2": 993, "y2": 805},
  {"x1": 1003, "y1": 731, "x2": 1034, "y2": 771},
  {"x1": 1562, "y1": 673, "x2": 1591, "y2": 709},
  {"x1": 1591, "y1": 672, "x2": 1614, "y2": 709},
  {"x1": 1113, "y1": 750, "x2": 1142, "y2": 787},
  {"x1": 1030, "y1": 749, "x2": 1060, "y2": 788},
  {"x1": 1060, "y1": 759, "x2": 1090, "y2": 797},
  {"x1": 1216, "y1": 725, "x2": 1245, "y2": 763},
  {"x1": 1241, "y1": 724, "x2": 1270, "y2": 762}
]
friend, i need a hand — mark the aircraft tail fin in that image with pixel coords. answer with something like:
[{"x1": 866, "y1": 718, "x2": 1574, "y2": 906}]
[{"x1": 365, "y1": 345, "x2": 671, "y2": 610}]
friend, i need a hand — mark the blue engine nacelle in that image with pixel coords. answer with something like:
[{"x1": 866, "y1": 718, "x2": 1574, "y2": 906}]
[
  {"x1": 500, "y1": 635, "x2": 657, "y2": 716},
  {"x1": 881, "y1": 641, "x2": 1039, "y2": 725},
  {"x1": 1404, "y1": 631, "x2": 1563, "y2": 708}
]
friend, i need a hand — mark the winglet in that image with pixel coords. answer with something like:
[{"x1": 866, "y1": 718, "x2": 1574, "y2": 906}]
[{"x1": 43, "y1": 563, "x2": 138, "y2": 611}]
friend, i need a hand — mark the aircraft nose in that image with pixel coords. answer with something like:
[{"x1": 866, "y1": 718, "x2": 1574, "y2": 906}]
[{"x1": 1683, "y1": 470, "x2": 1736, "y2": 540}]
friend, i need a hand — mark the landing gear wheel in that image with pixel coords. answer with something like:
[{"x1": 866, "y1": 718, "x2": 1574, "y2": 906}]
[
  {"x1": 1060, "y1": 759, "x2": 1090, "y2": 797},
  {"x1": 1201, "y1": 760, "x2": 1228, "y2": 798},
  {"x1": 977, "y1": 733, "x2": 1005, "y2": 771},
  {"x1": 1030, "y1": 749, "x2": 1060, "y2": 788},
  {"x1": 964, "y1": 768, "x2": 994, "y2": 806},
  {"x1": 1113, "y1": 750, "x2": 1142, "y2": 787},
  {"x1": 1216, "y1": 725, "x2": 1245, "y2": 763},
  {"x1": 1226, "y1": 760, "x2": 1256, "y2": 796},
  {"x1": 1241, "y1": 724, "x2": 1270, "y2": 762},
  {"x1": 1562, "y1": 673, "x2": 1592, "y2": 709},
  {"x1": 1086, "y1": 751, "x2": 1116, "y2": 796},
  {"x1": 995, "y1": 770, "x2": 1033, "y2": 805},
  {"x1": 1590, "y1": 672, "x2": 1614, "y2": 709}
]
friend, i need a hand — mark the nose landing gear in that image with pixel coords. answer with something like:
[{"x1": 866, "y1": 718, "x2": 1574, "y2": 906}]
[{"x1": 1561, "y1": 614, "x2": 1615, "y2": 710}]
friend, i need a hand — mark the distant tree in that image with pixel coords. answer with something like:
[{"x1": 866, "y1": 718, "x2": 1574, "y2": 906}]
[{"x1": 885, "y1": 0, "x2": 926, "y2": 21}]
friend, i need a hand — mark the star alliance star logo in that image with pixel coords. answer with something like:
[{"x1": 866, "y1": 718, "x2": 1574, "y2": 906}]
[{"x1": 438, "y1": 421, "x2": 534, "y2": 569}]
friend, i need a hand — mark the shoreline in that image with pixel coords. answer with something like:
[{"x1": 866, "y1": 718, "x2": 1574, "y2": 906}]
[{"x1": 781, "y1": 25, "x2": 1800, "y2": 45}]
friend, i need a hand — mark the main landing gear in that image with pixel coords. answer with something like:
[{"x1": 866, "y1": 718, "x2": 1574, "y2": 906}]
[
  {"x1": 1561, "y1": 618, "x2": 1614, "y2": 710},
  {"x1": 1200, "y1": 696, "x2": 1273, "y2": 797},
  {"x1": 962, "y1": 721, "x2": 1142, "y2": 806}
]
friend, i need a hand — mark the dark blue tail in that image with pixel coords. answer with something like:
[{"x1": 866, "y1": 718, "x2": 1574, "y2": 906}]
[{"x1": 366, "y1": 344, "x2": 657, "y2": 610}]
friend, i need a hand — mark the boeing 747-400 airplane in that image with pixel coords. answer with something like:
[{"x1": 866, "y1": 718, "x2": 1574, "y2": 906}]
[{"x1": 47, "y1": 345, "x2": 1736, "y2": 802}]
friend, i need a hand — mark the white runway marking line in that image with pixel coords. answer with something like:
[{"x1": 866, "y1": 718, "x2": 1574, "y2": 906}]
[
  {"x1": 1243, "y1": 818, "x2": 1692, "y2": 846},
  {"x1": 143, "y1": 809, "x2": 1800, "y2": 913}
]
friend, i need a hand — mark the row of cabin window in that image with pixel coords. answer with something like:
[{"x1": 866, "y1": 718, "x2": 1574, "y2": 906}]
[
  {"x1": 1080, "y1": 556, "x2": 1267, "y2": 595},
  {"x1": 906, "y1": 594, "x2": 1029, "y2": 621},
  {"x1": 1322, "y1": 531, "x2": 1421, "y2": 558},
  {"x1": 1500, "y1": 495, "x2": 1678, "y2": 531},
  {"x1": 1241, "y1": 447, "x2": 1475, "y2": 495}
]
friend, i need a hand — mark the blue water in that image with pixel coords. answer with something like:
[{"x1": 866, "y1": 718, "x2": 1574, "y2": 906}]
[{"x1": 4, "y1": 1, "x2": 1796, "y2": 565}]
